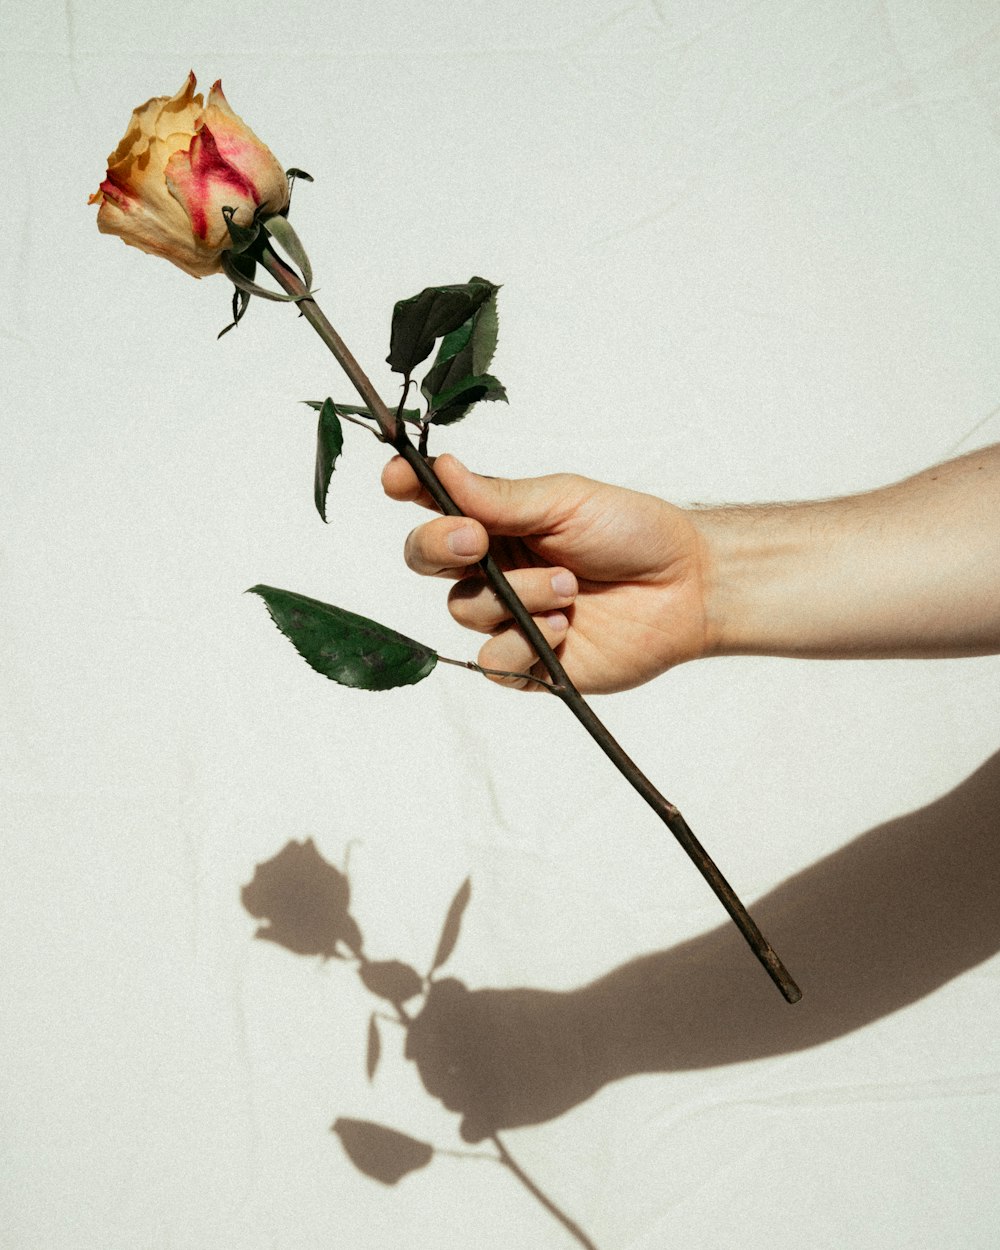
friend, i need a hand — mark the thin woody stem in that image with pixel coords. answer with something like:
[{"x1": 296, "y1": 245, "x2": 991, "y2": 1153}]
[
  {"x1": 437, "y1": 654, "x2": 562, "y2": 691},
  {"x1": 258, "y1": 245, "x2": 802, "y2": 1005}
]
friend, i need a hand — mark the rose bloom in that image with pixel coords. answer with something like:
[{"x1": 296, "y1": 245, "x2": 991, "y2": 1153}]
[{"x1": 91, "y1": 72, "x2": 289, "y2": 278}]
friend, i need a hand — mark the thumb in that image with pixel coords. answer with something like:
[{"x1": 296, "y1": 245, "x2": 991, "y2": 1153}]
[{"x1": 433, "y1": 454, "x2": 562, "y2": 537}]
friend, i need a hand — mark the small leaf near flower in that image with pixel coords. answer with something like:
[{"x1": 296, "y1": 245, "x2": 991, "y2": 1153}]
[
  {"x1": 313, "y1": 399, "x2": 344, "y2": 523},
  {"x1": 430, "y1": 878, "x2": 471, "y2": 975},
  {"x1": 331, "y1": 1119, "x2": 433, "y2": 1185},
  {"x1": 360, "y1": 959, "x2": 424, "y2": 1005},
  {"x1": 248, "y1": 585, "x2": 438, "y2": 691},
  {"x1": 386, "y1": 280, "x2": 496, "y2": 376}
]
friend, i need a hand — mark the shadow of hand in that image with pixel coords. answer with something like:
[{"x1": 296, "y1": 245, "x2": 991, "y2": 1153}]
[
  {"x1": 406, "y1": 749, "x2": 1000, "y2": 1133},
  {"x1": 405, "y1": 977, "x2": 614, "y2": 1142}
]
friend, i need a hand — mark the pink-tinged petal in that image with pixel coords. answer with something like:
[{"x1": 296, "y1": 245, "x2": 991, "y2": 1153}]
[
  {"x1": 165, "y1": 124, "x2": 260, "y2": 248},
  {"x1": 203, "y1": 81, "x2": 289, "y2": 215}
]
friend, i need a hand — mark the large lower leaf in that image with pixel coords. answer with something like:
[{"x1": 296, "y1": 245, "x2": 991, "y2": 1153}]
[{"x1": 249, "y1": 586, "x2": 438, "y2": 691}]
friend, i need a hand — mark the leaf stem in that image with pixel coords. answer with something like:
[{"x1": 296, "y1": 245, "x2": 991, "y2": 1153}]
[
  {"x1": 337, "y1": 410, "x2": 387, "y2": 441},
  {"x1": 437, "y1": 654, "x2": 562, "y2": 691},
  {"x1": 257, "y1": 246, "x2": 801, "y2": 1005}
]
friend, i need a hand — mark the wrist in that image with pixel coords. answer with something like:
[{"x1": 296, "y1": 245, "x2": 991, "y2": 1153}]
[{"x1": 690, "y1": 503, "x2": 817, "y2": 659}]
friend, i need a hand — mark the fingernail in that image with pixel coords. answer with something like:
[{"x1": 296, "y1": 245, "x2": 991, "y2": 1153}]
[
  {"x1": 542, "y1": 611, "x2": 569, "y2": 631},
  {"x1": 550, "y1": 571, "x2": 576, "y2": 598},
  {"x1": 447, "y1": 525, "x2": 479, "y2": 557}
]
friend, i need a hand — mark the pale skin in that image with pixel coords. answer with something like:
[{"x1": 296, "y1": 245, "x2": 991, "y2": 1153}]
[{"x1": 381, "y1": 445, "x2": 1000, "y2": 695}]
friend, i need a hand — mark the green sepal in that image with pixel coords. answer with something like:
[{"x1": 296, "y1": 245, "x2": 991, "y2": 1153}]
[
  {"x1": 427, "y1": 373, "x2": 507, "y2": 426},
  {"x1": 218, "y1": 254, "x2": 255, "y2": 338},
  {"x1": 221, "y1": 206, "x2": 261, "y2": 254},
  {"x1": 248, "y1": 585, "x2": 438, "y2": 691},
  {"x1": 285, "y1": 167, "x2": 314, "y2": 183},
  {"x1": 386, "y1": 280, "x2": 496, "y2": 376},
  {"x1": 314, "y1": 399, "x2": 344, "y2": 523},
  {"x1": 221, "y1": 252, "x2": 313, "y2": 303},
  {"x1": 262, "y1": 213, "x2": 313, "y2": 288}
]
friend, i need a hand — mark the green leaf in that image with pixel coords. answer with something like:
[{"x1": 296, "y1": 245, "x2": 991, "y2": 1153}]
[
  {"x1": 331, "y1": 1119, "x2": 433, "y2": 1185},
  {"x1": 386, "y1": 280, "x2": 496, "y2": 376},
  {"x1": 420, "y1": 278, "x2": 503, "y2": 424},
  {"x1": 248, "y1": 586, "x2": 438, "y2": 691},
  {"x1": 429, "y1": 878, "x2": 471, "y2": 975},
  {"x1": 314, "y1": 399, "x2": 344, "y2": 523},
  {"x1": 427, "y1": 374, "x2": 507, "y2": 427},
  {"x1": 424, "y1": 275, "x2": 499, "y2": 383},
  {"x1": 366, "y1": 1014, "x2": 381, "y2": 1082},
  {"x1": 360, "y1": 959, "x2": 424, "y2": 1004},
  {"x1": 469, "y1": 277, "x2": 499, "y2": 376},
  {"x1": 221, "y1": 205, "x2": 260, "y2": 254}
]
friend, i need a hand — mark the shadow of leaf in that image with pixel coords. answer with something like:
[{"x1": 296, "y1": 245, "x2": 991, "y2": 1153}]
[
  {"x1": 331, "y1": 1118, "x2": 434, "y2": 1184},
  {"x1": 430, "y1": 877, "x2": 471, "y2": 975},
  {"x1": 360, "y1": 959, "x2": 424, "y2": 1004}
]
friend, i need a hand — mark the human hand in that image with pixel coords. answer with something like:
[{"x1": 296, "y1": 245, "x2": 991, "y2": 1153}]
[{"x1": 381, "y1": 454, "x2": 713, "y2": 694}]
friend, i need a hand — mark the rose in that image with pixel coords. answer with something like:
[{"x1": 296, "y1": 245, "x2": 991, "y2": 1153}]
[{"x1": 91, "y1": 72, "x2": 289, "y2": 278}]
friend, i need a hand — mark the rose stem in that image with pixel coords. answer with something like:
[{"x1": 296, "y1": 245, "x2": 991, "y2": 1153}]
[{"x1": 259, "y1": 246, "x2": 801, "y2": 1005}]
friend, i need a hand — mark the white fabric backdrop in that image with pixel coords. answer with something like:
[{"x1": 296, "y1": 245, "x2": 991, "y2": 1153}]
[{"x1": 3, "y1": 1, "x2": 999, "y2": 1246}]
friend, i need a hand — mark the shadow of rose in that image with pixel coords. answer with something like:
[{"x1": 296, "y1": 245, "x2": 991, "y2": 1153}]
[{"x1": 243, "y1": 749, "x2": 1000, "y2": 1144}]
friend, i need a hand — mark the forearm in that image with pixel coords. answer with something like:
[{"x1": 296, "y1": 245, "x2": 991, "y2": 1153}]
[{"x1": 693, "y1": 445, "x2": 1000, "y2": 660}]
